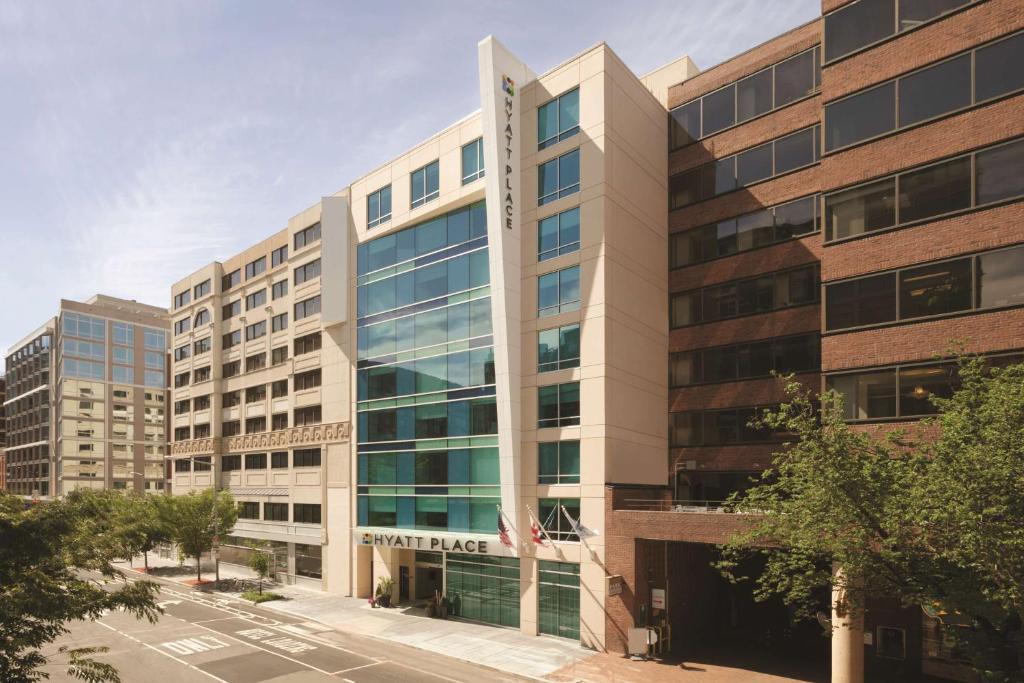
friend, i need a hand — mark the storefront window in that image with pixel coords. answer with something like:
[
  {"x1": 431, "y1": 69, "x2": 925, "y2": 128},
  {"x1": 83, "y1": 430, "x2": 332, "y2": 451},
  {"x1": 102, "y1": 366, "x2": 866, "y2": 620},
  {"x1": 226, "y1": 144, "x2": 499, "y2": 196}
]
[
  {"x1": 538, "y1": 561, "x2": 580, "y2": 640},
  {"x1": 445, "y1": 554, "x2": 520, "y2": 627},
  {"x1": 295, "y1": 543, "x2": 322, "y2": 579}
]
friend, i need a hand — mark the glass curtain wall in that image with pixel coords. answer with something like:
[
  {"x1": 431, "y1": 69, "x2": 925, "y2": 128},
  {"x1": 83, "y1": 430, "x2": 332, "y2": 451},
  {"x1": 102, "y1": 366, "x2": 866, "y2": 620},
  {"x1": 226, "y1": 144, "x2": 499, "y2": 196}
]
[{"x1": 356, "y1": 201, "x2": 501, "y2": 534}]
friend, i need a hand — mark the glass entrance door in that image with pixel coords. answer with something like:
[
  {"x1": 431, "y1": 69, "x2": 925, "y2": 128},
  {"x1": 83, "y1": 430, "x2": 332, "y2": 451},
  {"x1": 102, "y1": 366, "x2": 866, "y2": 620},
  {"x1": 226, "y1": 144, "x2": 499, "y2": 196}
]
[
  {"x1": 445, "y1": 553, "x2": 520, "y2": 627},
  {"x1": 538, "y1": 561, "x2": 580, "y2": 640}
]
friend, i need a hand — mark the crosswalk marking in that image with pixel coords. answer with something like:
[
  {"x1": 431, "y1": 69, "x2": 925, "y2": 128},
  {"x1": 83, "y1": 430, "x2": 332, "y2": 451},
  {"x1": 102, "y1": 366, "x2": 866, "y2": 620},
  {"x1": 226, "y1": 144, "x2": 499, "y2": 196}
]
[{"x1": 162, "y1": 635, "x2": 231, "y2": 655}]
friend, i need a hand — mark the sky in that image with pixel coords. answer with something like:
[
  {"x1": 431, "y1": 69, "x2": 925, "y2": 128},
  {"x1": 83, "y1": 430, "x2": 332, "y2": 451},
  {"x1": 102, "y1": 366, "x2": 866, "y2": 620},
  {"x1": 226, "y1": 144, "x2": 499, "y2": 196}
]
[{"x1": 0, "y1": 0, "x2": 820, "y2": 356}]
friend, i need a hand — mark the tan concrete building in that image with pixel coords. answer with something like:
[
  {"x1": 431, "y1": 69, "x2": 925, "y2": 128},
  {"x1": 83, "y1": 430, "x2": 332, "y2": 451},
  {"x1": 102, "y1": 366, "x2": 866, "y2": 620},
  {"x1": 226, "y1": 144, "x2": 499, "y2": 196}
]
[{"x1": 4, "y1": 295, "x2": 169, "y2": 496}]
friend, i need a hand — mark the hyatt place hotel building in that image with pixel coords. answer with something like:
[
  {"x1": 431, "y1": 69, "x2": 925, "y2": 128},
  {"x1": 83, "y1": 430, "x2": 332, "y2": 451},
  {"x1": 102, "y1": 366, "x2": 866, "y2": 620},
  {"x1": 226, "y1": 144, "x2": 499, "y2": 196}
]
[{"x1": 168, "y1": 2, "x2": 1024, "y2": 678}]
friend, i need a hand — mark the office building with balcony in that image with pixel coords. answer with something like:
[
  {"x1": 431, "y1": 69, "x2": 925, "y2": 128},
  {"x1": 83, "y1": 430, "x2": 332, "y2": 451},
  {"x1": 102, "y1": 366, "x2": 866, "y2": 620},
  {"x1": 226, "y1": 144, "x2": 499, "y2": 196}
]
[{"x1": 4, "y1": 295, "x2": 169, "y2": 496}]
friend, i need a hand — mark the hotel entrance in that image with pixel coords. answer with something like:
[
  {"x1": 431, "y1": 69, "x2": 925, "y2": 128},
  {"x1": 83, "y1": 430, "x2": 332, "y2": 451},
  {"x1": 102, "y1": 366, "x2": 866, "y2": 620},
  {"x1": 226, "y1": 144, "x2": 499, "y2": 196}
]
[
  {"x1": 414, "y1": 550, "x2": 443, "y2": 600},
  {"x1": 445, "y1": 553, "x2": 520, "y2": 628}
]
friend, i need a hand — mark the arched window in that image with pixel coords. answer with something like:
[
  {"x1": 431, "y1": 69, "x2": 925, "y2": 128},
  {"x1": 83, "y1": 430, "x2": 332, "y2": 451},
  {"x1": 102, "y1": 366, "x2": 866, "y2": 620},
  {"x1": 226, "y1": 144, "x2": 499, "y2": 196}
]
[{"x1": 194, "y1": 309, "x2": 211, "y2": 327}]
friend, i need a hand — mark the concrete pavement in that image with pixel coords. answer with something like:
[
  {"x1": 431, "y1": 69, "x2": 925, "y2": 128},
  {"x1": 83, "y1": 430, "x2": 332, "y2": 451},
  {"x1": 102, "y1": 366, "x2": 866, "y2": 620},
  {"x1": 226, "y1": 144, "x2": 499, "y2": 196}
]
[{"x1": 41, "y1": 570, "x2": 532, "y2": 683}]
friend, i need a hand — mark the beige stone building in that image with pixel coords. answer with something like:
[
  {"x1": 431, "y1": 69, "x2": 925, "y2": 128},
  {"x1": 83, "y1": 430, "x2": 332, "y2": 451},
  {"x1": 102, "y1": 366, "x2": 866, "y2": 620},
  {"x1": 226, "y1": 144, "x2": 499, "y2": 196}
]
[{"x1": 4, "y1": 295, "x2": 169, "y2": 496}]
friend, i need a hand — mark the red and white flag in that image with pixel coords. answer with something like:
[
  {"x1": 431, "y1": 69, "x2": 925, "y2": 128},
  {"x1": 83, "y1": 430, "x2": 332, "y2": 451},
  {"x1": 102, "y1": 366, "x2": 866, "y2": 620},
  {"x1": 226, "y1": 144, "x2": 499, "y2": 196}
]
[
  {"x1": 497, "y1": 509, "x2": 513, "y2": 548},
  {"x1": 530, "y1": 519, "x2": 546, "y2": 545}
]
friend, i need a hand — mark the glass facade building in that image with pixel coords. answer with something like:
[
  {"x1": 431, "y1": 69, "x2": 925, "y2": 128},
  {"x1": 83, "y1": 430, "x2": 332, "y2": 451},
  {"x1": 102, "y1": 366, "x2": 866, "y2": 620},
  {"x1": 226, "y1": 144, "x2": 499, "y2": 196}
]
[{"x1": 356, "y1": 201, "x2": 501, "y2": 534}]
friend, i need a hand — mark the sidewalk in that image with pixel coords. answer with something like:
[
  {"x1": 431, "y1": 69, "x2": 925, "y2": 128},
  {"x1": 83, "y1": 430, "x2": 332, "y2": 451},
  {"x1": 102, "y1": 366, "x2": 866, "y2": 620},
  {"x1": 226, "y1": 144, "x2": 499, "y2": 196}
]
[{"x1": 117, "y1": 554, "x2": 596, "y2": 680}]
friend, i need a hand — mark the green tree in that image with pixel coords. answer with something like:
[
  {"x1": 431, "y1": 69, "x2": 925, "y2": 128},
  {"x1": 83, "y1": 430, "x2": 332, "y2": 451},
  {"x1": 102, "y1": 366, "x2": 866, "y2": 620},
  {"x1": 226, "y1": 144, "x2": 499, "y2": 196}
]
[
  {"x1": 0, "y1": 490, "x2": 161, "y2": 683},
  {"x1": 718, "y1": 356, "x2": 1024, "y2": 680},
  {"x1": 162, "y1": 489, "x2": 238, "y2": 583},
  {"x1": 248, "y1": 550, "x2": 270, "y2": 594},
  {"x1": 113, "y1": 493, "x2": 172, "y2": 573}
]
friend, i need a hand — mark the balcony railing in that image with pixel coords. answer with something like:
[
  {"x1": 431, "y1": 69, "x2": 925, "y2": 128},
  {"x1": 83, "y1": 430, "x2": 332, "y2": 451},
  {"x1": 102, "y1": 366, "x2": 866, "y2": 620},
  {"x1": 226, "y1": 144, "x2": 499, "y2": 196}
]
[{"x1": 620, "y1": 498, "x2": 741, "y2": 513}]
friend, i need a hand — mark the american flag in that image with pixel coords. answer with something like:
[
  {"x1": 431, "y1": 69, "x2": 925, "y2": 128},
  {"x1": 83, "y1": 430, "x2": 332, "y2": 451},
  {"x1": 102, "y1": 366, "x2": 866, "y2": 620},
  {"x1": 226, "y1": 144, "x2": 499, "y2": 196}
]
[{"x1": 497, "y1": 510, "x2": 513, "y2": 548}]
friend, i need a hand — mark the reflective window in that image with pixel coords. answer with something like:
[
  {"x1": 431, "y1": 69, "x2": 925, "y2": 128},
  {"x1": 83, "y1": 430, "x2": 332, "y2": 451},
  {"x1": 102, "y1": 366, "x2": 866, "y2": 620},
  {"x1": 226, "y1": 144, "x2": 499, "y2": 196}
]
[
  {"x1": 975, "y1": 138, "x2": 1024, "y2": 205},
  {"x1": 899, "y1": 258, "x2": 973, "y2": 319},
  {"x1": 538, "y1": 382, "x2": 580, "y2": 428},
  {"x1": 824, "y1": 0, "x2": 970, "y2": 62},
  {"x1": 271, "y1": 245, "x2": 288, "y2": 267},
  {"x1": 671, "y1": 264, "x2": 819, "y2": 328},
  {"x1": 670, "y1": 407, "x2": 776, "y2": 446},
  {"x1": 670, "y1": 333, "x2": 820, "y2": 387},
  {"x1": 774, "y1": 48, "x2": 818, "y2": 107},
  {"x1": 367, "y1": 185, "x2": 392, "y2": 228},
  {"x1": 294, "y1": 295, "x2": 321, "y2": 320},
  {"x1": 975, "y1": 32, "x2": 1024, "y2": 103},
  {"x1": 357, "y1": 201, "x2": 486, "y2": 275},
  {"x1": 538, "y1": 498, "x2": 581, "y2": 542},
  {"x1": 461, "y1": 138, "x2": 485, "y2": 184},
  {"x1": 538, "y1": 442, "x2": 580, "y2": 485},
  {"x1": 245, "y1": 256, "x2": 266, "y2": 280},
  {"x1": 538, "y1": 149, "x2": 580, "y2": 206},
  {"x1": 669, "y1": 99, "x2": 700, "y2": 149},
  {"x1": 538, "y1": 88, "x2": 580, "y2": 150},
  {"x1": 411, "y1": 160, "x2": 440, "y2": 209},
  {"x1": 828, "y1": 371, "x2": 898, "y2": 420},
  {"x1": 774, "y1": 126, "x2": 817, "y2": 175},
  {"x1": 222, "y1": 269, "x2": 240, "y2": 291},
  {"x1": 737, "y1": 69, "x2": 773, "y2": 123},
  {"x1": 538, "y1": 266, "x2": 581, "y2": 317},
  {"x1": 977, "y1": 245, "x2": 1024, "y2": 309},
  {"x1": 701, "y1": 85, "x2": 736, "y2": 137},
  {"x1": 736, "y1": 142, "x2": 772, "y2": 186},
  {"x1": 825, "y1": 273, "x2": 897, "y2": 330},
  {"x1": 245, "y1": 289, "x2": 266, "y2": 310},
  {"x1": 825, "y1": 82, "x2": 895, "y2": 151},
  {"x1": 294, "y1": 222, "x2": 321, "y2": 250},
  {"x1": 898, "y1": 54, "x2": 971, "y2": 127},
  {"x1": 538, "y1": 323, "x2": 580, "y2": 373},
  {"x1": 898, "y1": 156, "x2": 971, "y2": 223},
  {"x1": 538, "y1": 207, "x2": 581, "y2": 262},
  {"x1": 294, "y1": 258, "x2": 321, "y2": 285}
]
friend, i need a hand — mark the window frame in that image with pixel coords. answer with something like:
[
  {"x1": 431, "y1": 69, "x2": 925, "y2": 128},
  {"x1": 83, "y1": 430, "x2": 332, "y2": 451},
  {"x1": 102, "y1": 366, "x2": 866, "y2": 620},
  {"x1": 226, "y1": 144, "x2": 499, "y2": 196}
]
[
  {"x1": 538, "y1": 206, "x2": 581, "y2": 262},
  {"x1": 271, "y1": 245, "x2": 288, "y2": 268},
  {"x1": 538, "y1": 441, "x2": 581, "y2": 485},
  {"x1": 461, "y1": 137, "x2": 485, "y2": 184},
  {"x1": 538, "y1": 87, "x2": 581, "y2": 150},
  {"x1": 294, "y1": 222, "x2": 322, "y2": 250},
  {"x1": 538, "y1": 148, "x2": 581, "y2": 206},
  {"x1": 245, "y1": 256, "x2": 266, "y2": 280},
  {"x1": 410, "y1": 160, "x2": 440, "y2": 209},
  {"x1": 824, "y1": 30, "x2": 1024, "y2": 153},
  {"x1": 537, "y1": 265, "x2": 581, "y2": 318},
  {"x1": 367, "y1": 184, "x2": 392, "y2": 228}
]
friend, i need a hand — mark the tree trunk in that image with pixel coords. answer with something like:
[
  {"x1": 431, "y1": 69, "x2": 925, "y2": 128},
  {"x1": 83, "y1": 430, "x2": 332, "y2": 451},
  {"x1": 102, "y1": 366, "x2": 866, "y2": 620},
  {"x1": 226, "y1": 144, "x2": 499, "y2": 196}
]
[
  {"x1": 197, "y1": 556, "x2": 202, "y2": 583},
  {"x1": 144, "y1": 551, "x2": 149, "y2": 573}
]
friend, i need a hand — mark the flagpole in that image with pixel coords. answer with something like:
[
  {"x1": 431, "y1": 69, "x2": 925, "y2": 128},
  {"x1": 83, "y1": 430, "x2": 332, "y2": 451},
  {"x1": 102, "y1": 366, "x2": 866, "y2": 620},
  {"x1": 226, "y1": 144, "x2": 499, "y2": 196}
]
[
  {"x1": 562, "y1": 504, "x2": 597, "y2": 558},
  {"x1": 526, "y1": 504, "x2": 560, "y2": 551},
  {"x1": 496, "y1": 504, "x2": 526, "y2": 550}
]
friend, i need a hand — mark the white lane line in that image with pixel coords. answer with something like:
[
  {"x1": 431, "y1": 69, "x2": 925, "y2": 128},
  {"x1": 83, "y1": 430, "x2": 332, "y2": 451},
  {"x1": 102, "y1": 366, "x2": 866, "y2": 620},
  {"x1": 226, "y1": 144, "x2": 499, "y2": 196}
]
[
  {"x1": 94, "y1": 620, "x2": 229, "y2": 683},
  {"x1": 330, "y1": 661, "x2": 384, "y2": 675},
  {"x1": 342, "y1": 679, "x2": 356, "y2": 683},
  {"x1": 387, "y1": 659, "x2": 474, "y2": 683},
  {"x1": 192, "y1": 617, "x2": 245, "y2": 625},
  {"x1": 178, "y1": 619, "x2": 337, "y2": 676}
]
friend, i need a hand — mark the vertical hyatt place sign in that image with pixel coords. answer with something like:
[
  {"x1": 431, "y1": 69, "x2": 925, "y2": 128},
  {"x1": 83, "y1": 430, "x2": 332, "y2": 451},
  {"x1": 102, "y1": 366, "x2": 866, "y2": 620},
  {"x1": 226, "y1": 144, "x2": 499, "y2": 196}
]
[{"x1": 477, "y1": 36, "x2": 532, "y2": 541}]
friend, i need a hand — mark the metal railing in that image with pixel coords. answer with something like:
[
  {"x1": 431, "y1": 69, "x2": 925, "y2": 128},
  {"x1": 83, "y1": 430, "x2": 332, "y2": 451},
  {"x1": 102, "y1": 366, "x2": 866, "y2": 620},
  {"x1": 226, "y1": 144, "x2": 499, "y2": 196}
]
[{"x1": 619, "y1": 499, "x2": 737, "y2": 513}]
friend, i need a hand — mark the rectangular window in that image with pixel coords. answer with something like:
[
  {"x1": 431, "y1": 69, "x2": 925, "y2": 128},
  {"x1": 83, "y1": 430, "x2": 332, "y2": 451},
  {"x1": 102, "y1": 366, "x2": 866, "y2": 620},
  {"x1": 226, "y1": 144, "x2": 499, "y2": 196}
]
[
  {"x1": 245, "y1": 257, "x2": 266, "y2": 280},
  {"x1": 264, "y1": 502, "x2": 288, "y2": 522},
  {"x1": 367, "y1": 185, "x2": 392, "y2": 228},
  {"x1": 271, "y1": 379, "x2": 288, "y2": 398},
  {"x1": 238, "y1": 502, "x2": 259, "y2": 519},
  {"x1": 294, "y1": 369, "x2": 322, "y2": 391},
  {"x1": 538, "y1": 382, "x2": 580, "y2": 428},
  {"x1": 411, "y1": 160, "x2": 440, "y2": 209},
  {"x1": 174, "y1": 399, "x2": 191, "y2": 415},
  {"x1": 294, "y1": 405, "x2": 322, "y2": 426},
  {"x1": 538, "y1": 87, "x2": 580, "y2": 150},
  {"x1": 826, "y1": 246, "x2": 1024, "y2": 331},
  {"x1": 223, "y1": 391, "x2": 241, "y2": 408},
  {"x1": 246, "y1": 353, "x2": 266, "y2": 373},
  {"x1": 825, "y1": 178, "x2": 896, "y2": 241},
  {"x1": 461, "y1": 138, "x2": 485, "y2": 184},
  {"x1": 538, "y1": 323, "x2": 581, "y2": 372},
  {"x1": 272, "y1": 413, "x2": 288, "y2": 430},
  {"x1": 222, "y1": 269, "x2": 240, "y2": 291},
  {"x1": 899, "y1": 156, "x2": 972, "y2": 224},
  {"x1": 245, "y1": 289, "x2": 266, "y2": 310},
  {"x1": 825, "y1": 0, "x2": 969, "y2": 63},
  {"x1": 192, "y1": 337, "x2": 210, "y2": 355},
  {"x1": 670, "y1": 333, "x2": 820, "y2": 387},
  {"x1": 194, "y1": 395, "x2": 210, "y2": 410},
  {"x1": 294, "y1": 332, "x2": 322, "y2": 355},
  {"x1": 174, "y1": 458, "x2": 191, "y2": 472},
  {"x1": 826, "y1": 32, "x2": 1024, "y2": 151},
  {"x1": 538, "y1": 265, "x2": 581, "y2": 317},
  {"x1": 192, "y1": 423, "x2": 209, "y2": 438},
  {"x1": 670, "y1": 125, "x2": 820, "y2": 210},
  {"x1": 271, "y1": 451, "x2": 288, "y2": 468},
  {"x1": 246, "y1": 385, "x2": 266, "y2": 403},
  {"x1": 538, "y1": 441, "x2": 580, "y2": 484},
  {"x1": 538, "y1": 206, "x2": 580, "y2": 262},
  {"x1": 173, "y1": 290, "x2": 191, "y2": 309},
  {"x1": 271, "y1": 245, "x2": 288, "y2": 268},
  {"x1": 144, "y1": 329, "x2": 166, "y2": 350},
  {"x1": 174, "y1": 371, "x2": 190, "y2": 388},
  {"x1": 222, "y1": 361, "x2": 240, "y2": 378},
  {"x1": 174, "y1": 426, "x2": 191, "y2": 442},
  {"x1": 877, "y1": 626, "x2": 907, "y2": 660},
  {"x1": 144, "y1": 350, "x2": 163, "y2": 369},
  {"x1": 194, "y1": 279, "x2": 211, "y2": 298},
  {"x1": 538, "y1": 149, "x2": 580, "y2": 206},
  {"x1": 294, "y1": 222, "x2": 322, "y2": 250},
  {"x1": 245, "y1": 321, "x2": 266, "y2": 341},
  {"x1": 271, "y1": 280, "x2": 288, "y2": 300},
  {"x1": 245, "y1": 417, "x2": 266, "y2": 433},
  {"x1": 271, "y1": 346, "x2": 288, "y2": 365},
  {"x1": 174, "y1": 317, "x2": 190, "y2": 335},
  {"x1": 223, "y1": 329, "x2": 241, "y2": 349},
  {"x1": 294, "y1": 296, "x2": 321, "y2": 320},
  {"x1": 294, "y1": 258, "x2": 321, "y2": 285},
  {"x1": 670, "y1": 46, "x2": 820, "y2": 148},
  {"x1": 293, "y1": 503, "x2": 321, "y2": 525},
  {"x1": 293, "y1": 448, "x2": 321, "y2": 467},
  {"x1": 174, "y1": 344, "x2": 191, "y2": 362},
  {"x1": 671, "y1": 264, "x2": 819, "y2": 327},
  {"x1": 222, "y1": 454, "x2": 242, "y2": 471},
  {"x1": 271, "y1": 313, "x2": 288, "y2": 332},
  {"x1": 538, "y1": 498, "x2": 580, "y2": 542},
  {"x1": 975, "y1": 137, "x2": 1024, "y2": 206},
  {"x1": 245, "y1": 453, "x2": 266, "y2": 469},
  {"x1": 223, "y1": 421, "x2": 241, "y2": 437},
  {"x1": 112, "y1": 366, "x2": 133, "y2": 383},
  {"x1": 670, "y1": 407, "x2": 774, "y2": 446},
  {"x1": 223, "y1": 300, "x2": 241, "y2": 319}
]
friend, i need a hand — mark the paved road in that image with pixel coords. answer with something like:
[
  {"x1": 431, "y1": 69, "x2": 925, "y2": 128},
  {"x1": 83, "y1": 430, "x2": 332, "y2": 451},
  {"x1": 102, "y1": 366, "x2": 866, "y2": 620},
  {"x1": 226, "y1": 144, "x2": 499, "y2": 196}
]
[{"x1": 41, "y1": 574, "x2": 530, "y2": 683}]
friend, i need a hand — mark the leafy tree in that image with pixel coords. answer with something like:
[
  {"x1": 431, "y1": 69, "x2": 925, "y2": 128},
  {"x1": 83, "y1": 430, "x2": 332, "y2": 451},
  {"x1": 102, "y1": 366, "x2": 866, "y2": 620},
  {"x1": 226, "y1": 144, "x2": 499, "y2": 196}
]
[
  {"x1": 718, "y1": 356, "x2": 1024, "y2": 680},
  {"x1": 248, "y1": 550, "x2": 270, "y2": 594},
  {"x1": 112, "y1": 493, "x2": 172, "y2": 573},
  {"x1": 162, "y1": 489, "x2": 238, "y2": 582},
  {"x1": 0, "y1": 490, "x2": 161, "y2": 683}
]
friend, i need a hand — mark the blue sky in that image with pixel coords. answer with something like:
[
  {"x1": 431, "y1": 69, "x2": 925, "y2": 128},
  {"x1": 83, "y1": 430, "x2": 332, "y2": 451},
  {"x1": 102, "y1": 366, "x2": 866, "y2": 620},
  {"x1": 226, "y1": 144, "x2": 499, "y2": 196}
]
[{"x1": 0, "y1": 0, "x2": 819, "y2": 355}]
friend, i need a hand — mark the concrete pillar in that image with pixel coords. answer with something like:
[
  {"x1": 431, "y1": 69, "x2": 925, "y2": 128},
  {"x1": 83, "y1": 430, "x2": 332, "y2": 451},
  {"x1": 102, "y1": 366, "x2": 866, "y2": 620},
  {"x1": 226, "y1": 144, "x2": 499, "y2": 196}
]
[{"x1": 831, "y1": 565, "x2": 865, "y2": 683}]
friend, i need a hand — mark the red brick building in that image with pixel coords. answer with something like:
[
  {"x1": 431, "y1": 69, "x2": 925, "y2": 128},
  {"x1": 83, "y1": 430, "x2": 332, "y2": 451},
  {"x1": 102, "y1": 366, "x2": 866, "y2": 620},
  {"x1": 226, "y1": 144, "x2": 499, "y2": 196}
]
[{"x1": 606, "y1": 2, "x2": 1024, "y2": 680}]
